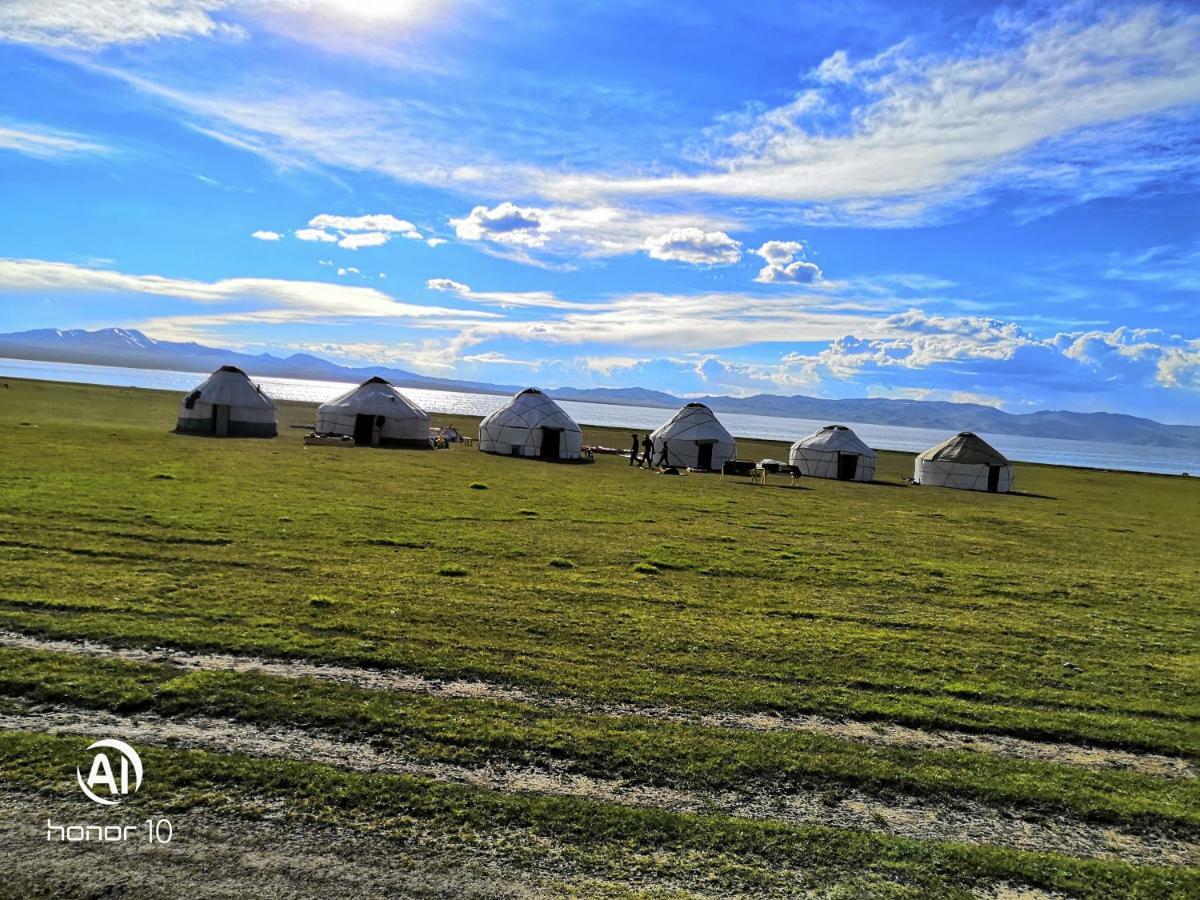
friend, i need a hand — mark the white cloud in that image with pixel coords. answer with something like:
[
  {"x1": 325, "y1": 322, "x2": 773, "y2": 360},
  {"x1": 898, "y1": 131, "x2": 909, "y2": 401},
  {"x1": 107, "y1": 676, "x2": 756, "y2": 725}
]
[
  {"x1": 773, "y1": 310, "x2": 1200, "y2": 396},
  {"x1": 426, "y1": 278, "x2": 471, "y2": 293},
  {"x1": 1157, "y1": 343, "x2": 1200, "y2": 390},
  {"x1": 426, "y1": 277, "x2": 590, "y2": 310},
  {"x1": 251, "y1": 230, "x2": 282, "y2": 241},
  {"x1": 452, "y1": 202, "x2": 546, "y2": 246},
  {"x1": 0, "y1": 257, "x2": 499, "y2": 343},
  {"x1": 643, "y1": 227, "x2": 741, "y2": 265},
  {"x1": 425, "y1": 237, "x2": 448, "y2": 247},
  {"x1": 752, "y1": 240, "x2": 823, "y2": 284},
  {"x1": 461, "y1": 351, "x2": 541, "y2": 367},
  {"x1": 577, "y1": 356, "x2": 649, "y2": 376},
  {"x1": 542, "y1": 7, "x2": 1200, "y2": 219},
  {"x1": 451, "y1": 201, "x2": 740, "y2": 265},
  {"x1": 0, "y1": 0, "x2": 238, "y2": 49},
  {"x1": 309, "y1": 213, "x2": 421, "y2": 238},
  {"x1": 337, "y1": 231, "x2": 389, "y2": 250},
  {"x1": 286, "y1": 338, "x2": 464, "y2": 374},
  {"x1": 295, "y1": 228, "x2": 338, "y2": 243},
  {"x1": 294, "y1": 213, "x2": 424, "y2": 250},
  {"x1": 455, "y1": 290, "x2": 880, "y2": 351},
  {"x1": 0, "y1": 0, "x2": 440, "y2": 50},
  {"x1": 0, "y1": 121, "x2": 109, "y2": 158}
]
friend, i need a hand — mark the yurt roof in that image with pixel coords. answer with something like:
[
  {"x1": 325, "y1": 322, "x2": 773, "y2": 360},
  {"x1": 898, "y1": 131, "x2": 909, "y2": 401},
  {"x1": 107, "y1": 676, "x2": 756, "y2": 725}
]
[
  {"x1": 484, "y1": 387, "x2": 580, "y2": 431},
  {"x1": 190, "y1": 366, "x2": 275, "y2": 409},
  {"x1": 917, "y1": 432, "x2": 1008, "y2": 465},
  {"x1": 652, "y1": 403, "x2": 733, "y2": 442},
  {"x1": 320, "y1": 378, "x2": 429, "y2": 419},
  {"x1": 793, "y1": 424, "x2": 875, "y2": 456}
]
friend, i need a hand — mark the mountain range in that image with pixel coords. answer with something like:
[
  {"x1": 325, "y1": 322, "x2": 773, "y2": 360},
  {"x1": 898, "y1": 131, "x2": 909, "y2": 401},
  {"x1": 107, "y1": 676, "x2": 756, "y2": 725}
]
[{"x1": 2, "y1": 327, "x2": 1198, "y2": 449}]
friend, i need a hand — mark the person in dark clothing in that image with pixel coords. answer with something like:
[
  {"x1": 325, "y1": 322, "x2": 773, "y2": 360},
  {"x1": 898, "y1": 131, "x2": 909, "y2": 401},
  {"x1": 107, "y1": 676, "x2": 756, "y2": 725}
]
[
  {"x1": 656, "y1": 440, "x2": 671, "y2": 468},
  {"x1": 639, "y1": 434, "x2": 654, "y2": 468},
  {"x1": 629, "y1": 432, "x2": 640, "y2": 465}
]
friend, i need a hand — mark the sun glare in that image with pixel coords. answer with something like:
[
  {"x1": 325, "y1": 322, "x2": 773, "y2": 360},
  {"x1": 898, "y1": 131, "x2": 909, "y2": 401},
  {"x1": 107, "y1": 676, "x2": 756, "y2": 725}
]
[{"x1": 300, "y1": 0, "x2": 433, "y2": 25}]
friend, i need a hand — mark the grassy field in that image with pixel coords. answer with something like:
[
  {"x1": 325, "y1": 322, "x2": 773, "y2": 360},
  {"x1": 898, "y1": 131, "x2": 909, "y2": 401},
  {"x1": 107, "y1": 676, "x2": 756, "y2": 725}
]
[{"x1": 0, "y1": 376, "x2": 1197, "y2": 898}]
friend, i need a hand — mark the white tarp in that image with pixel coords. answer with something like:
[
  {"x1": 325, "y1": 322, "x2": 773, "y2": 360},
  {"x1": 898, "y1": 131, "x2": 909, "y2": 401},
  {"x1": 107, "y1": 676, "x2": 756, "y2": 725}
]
[
  {"x1": 478, "y1": 388, "x2": 583, "y2": 459},
  {"x1": 649, "y1": 403, "x2": 735, "y2": 470},
  {"x1": 176, "y1": 366, "x2": 276, "y2": 437},
  {"x1": 789, "y1": 425, "x2": 877, "y2": 481},
  {"x1": 315, "y1": 377, "x2": 430, "y2": 445}
]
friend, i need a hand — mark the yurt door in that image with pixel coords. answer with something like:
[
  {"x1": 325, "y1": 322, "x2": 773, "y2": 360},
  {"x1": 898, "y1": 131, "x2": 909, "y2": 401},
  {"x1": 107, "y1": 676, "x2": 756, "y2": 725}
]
[
  {"x1": 696, "y1": 442, "x2": 714, "y2": 470},
  {"x1": 987, "y1": 465, "x2": 1001, "y2": 493},
  {"x1": 353, "y1": 414, "x2": 375, "y2": 446},
  {"x1": 212, "y1": 405, "x2": 230, "y2": 436},
  {"x1": 837, "y1": 453, "x2": 858, "y2": 481},
  {"x1": 539, "y1": 428, "x2": 561, "y2": 459}
]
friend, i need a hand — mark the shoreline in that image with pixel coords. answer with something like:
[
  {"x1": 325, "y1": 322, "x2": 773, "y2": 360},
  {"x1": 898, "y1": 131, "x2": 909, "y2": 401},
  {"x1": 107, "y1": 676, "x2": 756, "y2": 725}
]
[{"x1": 3, "y1": 372, "x2": 1194, "y2": 479}]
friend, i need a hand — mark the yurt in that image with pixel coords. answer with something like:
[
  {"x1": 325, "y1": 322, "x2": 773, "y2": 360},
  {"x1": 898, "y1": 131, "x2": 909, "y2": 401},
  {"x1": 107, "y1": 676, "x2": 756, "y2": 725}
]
[
  {"x1": 789, "y1": 425, "x2": 876, "y2": 481},
  {"x1": 649, "y1": 403, "x2": 735, "y2": 470},
  {"x1": 478, "y1": 388, "x2": 583, "y2": 460},
  {"x1": 914, "y1": 432, "x2": 1013, "y2": 493},
  {"x1": 315, "y1": 377, "x2": 430, "y2": 447},
  {"x1": 176, "y1": 365, "x2": 276, "y2": 437}
]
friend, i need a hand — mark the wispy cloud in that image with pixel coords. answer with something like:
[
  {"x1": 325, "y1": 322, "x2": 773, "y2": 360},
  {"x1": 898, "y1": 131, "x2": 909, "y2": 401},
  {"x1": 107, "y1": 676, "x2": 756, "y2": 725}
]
[
  {"x1": 0, "y1": 120, "x2": 109, "y2": 159},
  {"x1": 541, "y1": 6, "x2": 1200, "y2": 222},
  {"x1": 0, "y1": 257, "x2": 499, "y2": 342},
  {"x1": 0, "y1": 0, "x2": 238, "y2": 49}
]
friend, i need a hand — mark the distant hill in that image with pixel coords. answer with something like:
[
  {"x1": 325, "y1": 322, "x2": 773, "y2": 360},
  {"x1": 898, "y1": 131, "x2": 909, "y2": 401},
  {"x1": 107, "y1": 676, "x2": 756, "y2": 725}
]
[
  {"x1": 2, "y1": 327, "x2": 1198, "y2": 449},
  {"x1": 0, "y1": 327, "x2": 521, "y2": 397}
]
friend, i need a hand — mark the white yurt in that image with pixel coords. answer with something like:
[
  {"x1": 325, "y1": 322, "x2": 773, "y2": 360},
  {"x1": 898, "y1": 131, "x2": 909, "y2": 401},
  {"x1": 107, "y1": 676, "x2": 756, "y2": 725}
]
[
  {"x1": 649, "y1": 403, "x2": 735, "y2": 470},
  {"x1": 914, "y1": 432, "x2": 1014, "y2": 493},
  {"x1": 315, "y1": 377, "x2": 430, "y2": 447},
  {"x1": 478, "y1": 388, "x2": 583, "y2": 460},
  {"x1": 176, "y1": 365, "x2": 277, "y2": 438},
  {"x1": 789, "y1": 425, "x2": 877, "y2": 481}
]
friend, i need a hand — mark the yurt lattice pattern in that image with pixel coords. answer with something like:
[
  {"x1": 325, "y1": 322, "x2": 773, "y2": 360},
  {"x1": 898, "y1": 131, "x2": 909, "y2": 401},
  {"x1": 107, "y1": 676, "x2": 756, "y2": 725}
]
[
  {"x1": 789, "y1": 425, "x2": 876, "y2": 481},
  {"x1": 478, "y1": 388, "x2": 583, "y2": 460},
  {"x1": 649, "y1": 403, "x2": 735, "y2": 470}
]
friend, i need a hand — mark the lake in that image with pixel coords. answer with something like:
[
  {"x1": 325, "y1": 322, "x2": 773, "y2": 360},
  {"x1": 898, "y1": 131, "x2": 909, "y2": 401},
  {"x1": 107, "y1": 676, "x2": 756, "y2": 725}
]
[{"x1": 2, "y1": 357, "x2": 1196, "y2": 476}]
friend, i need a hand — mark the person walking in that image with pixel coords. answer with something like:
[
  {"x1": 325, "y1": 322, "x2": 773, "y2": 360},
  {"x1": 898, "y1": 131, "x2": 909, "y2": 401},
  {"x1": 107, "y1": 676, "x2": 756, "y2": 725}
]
[
  {"x1": 639, "y1": 434, "x2": 654, "y2": 468},
  {"x1": 628, "y1": 432, "x2": 639, "y2": 465},
  {"x1": 656, "y1": 439, "x2": 671, "y2": 468}
]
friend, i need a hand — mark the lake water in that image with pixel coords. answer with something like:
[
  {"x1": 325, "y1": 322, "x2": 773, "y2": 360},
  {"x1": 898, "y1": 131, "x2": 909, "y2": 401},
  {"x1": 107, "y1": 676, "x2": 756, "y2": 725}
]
[{"x1": 2, "y1": 357, "x2": 1196, "y2": 476}]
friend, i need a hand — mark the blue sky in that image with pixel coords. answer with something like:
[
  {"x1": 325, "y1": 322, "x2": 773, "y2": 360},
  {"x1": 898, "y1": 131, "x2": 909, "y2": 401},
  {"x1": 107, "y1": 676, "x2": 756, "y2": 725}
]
[{"x1": 0, "y1": 1, "x2": 1198, "y2": 422}]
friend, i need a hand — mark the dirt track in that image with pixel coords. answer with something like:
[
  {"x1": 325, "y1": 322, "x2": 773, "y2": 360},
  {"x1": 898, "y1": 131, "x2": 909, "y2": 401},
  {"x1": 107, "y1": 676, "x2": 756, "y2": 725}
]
[
  {"x1": 1, "y1": 628, "x2": 1192, "y2": 779},
  {"x1": 2, "y1": 704, "x2": 1195, "y2": 869}
]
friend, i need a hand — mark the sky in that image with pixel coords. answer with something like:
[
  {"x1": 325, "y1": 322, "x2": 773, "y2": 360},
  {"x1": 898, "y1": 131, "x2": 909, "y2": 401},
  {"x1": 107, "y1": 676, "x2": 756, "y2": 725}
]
[{"x1": 0, "y1": 1, "x2": 1198, "y2": 423}]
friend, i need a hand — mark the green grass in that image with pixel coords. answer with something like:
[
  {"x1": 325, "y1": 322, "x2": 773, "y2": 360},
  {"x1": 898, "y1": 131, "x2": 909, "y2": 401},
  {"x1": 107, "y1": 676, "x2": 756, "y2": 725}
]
[
  {"x1": 0, "y1": 378, "x2": 1195, "y2": 756},
  {"x1": 3, "y1": 731, "x2": 1197, "y2": 900},
  {"x1": 0, "y1": 647, "x2": 1196, "y2": 831},
  {"x1": 0, "y1": 377, "x2": 1198, "y2": 894}
]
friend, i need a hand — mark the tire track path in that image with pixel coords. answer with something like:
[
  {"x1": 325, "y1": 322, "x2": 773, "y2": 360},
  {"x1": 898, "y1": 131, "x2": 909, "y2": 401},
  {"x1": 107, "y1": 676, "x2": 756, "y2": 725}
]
[{"x1": 0, "y1": 629, "x2": 1191, "y2": 779}]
